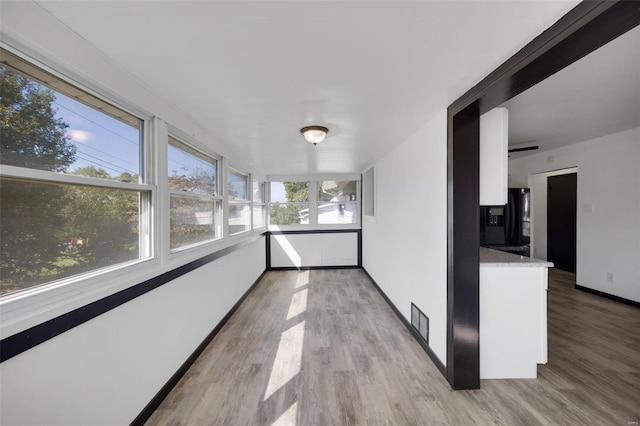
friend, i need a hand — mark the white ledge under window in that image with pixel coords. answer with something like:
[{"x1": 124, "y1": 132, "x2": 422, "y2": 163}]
[
  {"x1": 268, "y1": 224, "x2": 361, "y2": 232},
  {"x1": 0, "y1": 230, "x2": 267, "y2": 339},
  {"x1": 0, "y1": 257, "x2": 159, "y2": 339}
]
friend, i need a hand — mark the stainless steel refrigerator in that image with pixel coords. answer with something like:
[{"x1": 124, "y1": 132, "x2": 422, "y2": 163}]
[{"x1": 480, "y1": 188, "x2": 531, "y2": 255}]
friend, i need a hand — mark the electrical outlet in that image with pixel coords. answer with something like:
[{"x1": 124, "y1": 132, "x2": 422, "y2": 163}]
[{"x1": 606, "y1": 272, "x2": 615, "y2": 283}]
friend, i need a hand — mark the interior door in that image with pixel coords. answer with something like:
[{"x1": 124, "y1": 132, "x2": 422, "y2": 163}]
[{"x1": 547, "y1": 173, "x2": 577, "y2": 273}]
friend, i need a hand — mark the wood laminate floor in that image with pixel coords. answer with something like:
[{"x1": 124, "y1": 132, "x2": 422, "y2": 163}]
[{"x1": 146, "y1": 268, "x2": 640, "y2": 425}]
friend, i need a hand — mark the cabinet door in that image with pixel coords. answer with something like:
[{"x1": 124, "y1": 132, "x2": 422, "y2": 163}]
[{"x1": 480, "y1": 107, "x2": 508, "y2": 205}]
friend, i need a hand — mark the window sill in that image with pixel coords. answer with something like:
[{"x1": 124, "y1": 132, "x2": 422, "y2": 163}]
[
  {"x1": 268, "y1": 224, "x2": 361, "y2": 232},
  {"x1": 1, "y1": 230, "x2": 268, "y2": 340},
  {"x1": 0, "y1": 257, "x2": 159, "y2": 339}
]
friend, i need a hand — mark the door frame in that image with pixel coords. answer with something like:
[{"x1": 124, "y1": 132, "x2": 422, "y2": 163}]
[{"x1": 446, "y1": 1, "x2": 640, "y2": 390}]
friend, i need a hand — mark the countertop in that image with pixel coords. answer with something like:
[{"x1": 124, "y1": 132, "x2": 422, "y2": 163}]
[{"x1": 480, "y1": 247, "x2": 554, "y2": 268}]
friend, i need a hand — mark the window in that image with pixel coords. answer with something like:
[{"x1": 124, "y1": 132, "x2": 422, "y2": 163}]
[
  {"x1": 317, "y1": 180, "x2": 358, "y2": 224},
  {"x1": 267, "y1": 179, "x2": 360, "y2": 228},
  {"x1": 0, "y1": 49, "x2": 148, "y2": 297},
  {"x1": 168, "y1": 136, "x2": 220, "y2": 249},
  {"x1": 227, "y1": 169, "x2": 250, "y2": 235},
  {"x1": 252, "y1": 179, "x2": 266, "y2": 229},
  {"x1": 363, "y1": 166, "x2": 375, "y2": 216},
  {"x1": 269, "y1": 181, "x2": 310, "y2": 226}
]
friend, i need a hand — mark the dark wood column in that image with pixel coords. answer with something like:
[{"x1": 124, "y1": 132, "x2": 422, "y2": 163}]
[{"x1": 446, "y1": 105, "x2": 480, "y2": 390}]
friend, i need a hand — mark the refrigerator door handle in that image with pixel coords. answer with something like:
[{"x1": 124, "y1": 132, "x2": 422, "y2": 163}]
[
  {"x1": 510, "y1": 197, "x2": 516, "y2": 241},
  {"x1": 505, "y1": 200, "x2": 511, "y2": 242}
]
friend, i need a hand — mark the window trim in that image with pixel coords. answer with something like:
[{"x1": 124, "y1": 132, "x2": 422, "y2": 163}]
[
  {"x1": 167, "y1": 133, "x2": 222, "y2": 251},
  {"x1": 0, "y1": 164, "x2": 153, "y2": 192},
  {"x1": 0, "y1": 45, "x2": 161, "y2": 337},
  {"x1": 1, "y1": 49, "x2": 153, "y2": 301},
  {"x1": 1, "y1": 48, "x2": 143, "y2": 129},
  {"x1": 1, "y1": 166, "x2": 155, "y2": 268}
]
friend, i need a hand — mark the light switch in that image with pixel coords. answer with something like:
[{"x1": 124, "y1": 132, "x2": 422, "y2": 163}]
[{"x1": 582, "y1": 203, "x2": 594, "y2": 213}]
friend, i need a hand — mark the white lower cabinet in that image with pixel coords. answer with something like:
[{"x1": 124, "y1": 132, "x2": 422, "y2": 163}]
[
  {"x1": 270, "y1": 232, "x2": 358, "y2": 268},
  {"x1": 479, "y1": 265, "x2": 549, "y2": 379}
]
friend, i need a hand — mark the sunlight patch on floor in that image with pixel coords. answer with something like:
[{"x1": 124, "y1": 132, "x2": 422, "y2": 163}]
[
  {"x1": 270, "y1": 401, "x2": 298, "y2": 426},
  {"x1": 264, "y1": 321, "x2": 306, "y2": 400},
  {"x1": 287, "y1": 288, "x2": 308, "y2": 320},
  {"x1": 295, "y1": 270, "x2": 309, "y2": 288}
]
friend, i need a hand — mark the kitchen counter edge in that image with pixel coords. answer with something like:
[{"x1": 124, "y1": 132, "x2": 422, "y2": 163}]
[{"x1": 480, "y1": 247, "x2": 554, "y2": 268}]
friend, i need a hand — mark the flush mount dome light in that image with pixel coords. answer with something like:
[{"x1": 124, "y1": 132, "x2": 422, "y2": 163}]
[{"x1": 300, "y1": 125, "x2": 329, "y2": 146}]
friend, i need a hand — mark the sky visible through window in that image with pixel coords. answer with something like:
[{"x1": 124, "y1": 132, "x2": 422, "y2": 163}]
[
  {"x1": 54, "y1": 92, "x2": 140, "y2": 177},
  {"x1": 270, "y1": 182, "x2": 288, "y2": 203},
  {"x1": 168, "y1": 142, "x2": 216, "y2": 184},
  {"x1": 228, "y1": 172, "x2": 248, "y2": 199},
  {"x1": 51, "y1": 86, "x2": 207, "y2": 182}
]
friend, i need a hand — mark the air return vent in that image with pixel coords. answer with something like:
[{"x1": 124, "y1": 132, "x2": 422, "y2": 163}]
[{"x1": 410, "y1": 303, "x2": 429, "y2": 344}]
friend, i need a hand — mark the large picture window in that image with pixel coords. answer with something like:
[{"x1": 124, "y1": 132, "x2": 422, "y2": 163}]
[
  {"x1": 168, "y1": 136, "x2": 220, "y2": 249},
  {"x1": 0, "y1": 49, "x2": 148, "y2": 297},
  {"x1": 268, "y1": 180, "x2": 359, "y2": 228}
]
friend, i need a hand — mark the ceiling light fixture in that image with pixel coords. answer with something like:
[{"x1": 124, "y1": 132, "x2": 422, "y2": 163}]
[{"x1": 300, "y1": 125, "x2": 329, "y2": 146}]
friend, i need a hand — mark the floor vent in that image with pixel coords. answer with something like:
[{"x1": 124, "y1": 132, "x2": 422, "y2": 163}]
[{"x1": 411, "y1": 303, "x2": 429, "y2": 344}]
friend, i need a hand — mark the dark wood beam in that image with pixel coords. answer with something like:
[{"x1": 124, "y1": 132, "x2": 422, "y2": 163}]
[{"x1": 446, "y1": 0, "x2": 640, "y2": 390}]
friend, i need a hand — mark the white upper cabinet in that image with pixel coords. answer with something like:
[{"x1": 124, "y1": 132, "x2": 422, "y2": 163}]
[{"x1": 480, "y1": 107, "x2": 508, "y2": 205}]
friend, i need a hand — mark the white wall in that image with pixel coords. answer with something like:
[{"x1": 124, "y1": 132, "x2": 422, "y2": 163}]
[
  {"x1": 362, "y1": 110, "x2": 448, "y2": 364},
  {"x1": 0, "y1": 237, "x2": 266, "y2": 425},
  {"x1": 509, "y1": 127, "x2": 640, "y2": 302}
]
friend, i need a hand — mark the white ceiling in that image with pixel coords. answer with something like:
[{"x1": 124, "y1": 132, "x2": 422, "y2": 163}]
[
  {"x1": 505, "y1": 24, "x2": 640, "y2": 158},
  {"x1": 31, "y1": 1, "x2": 580, "y2": 175}
]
